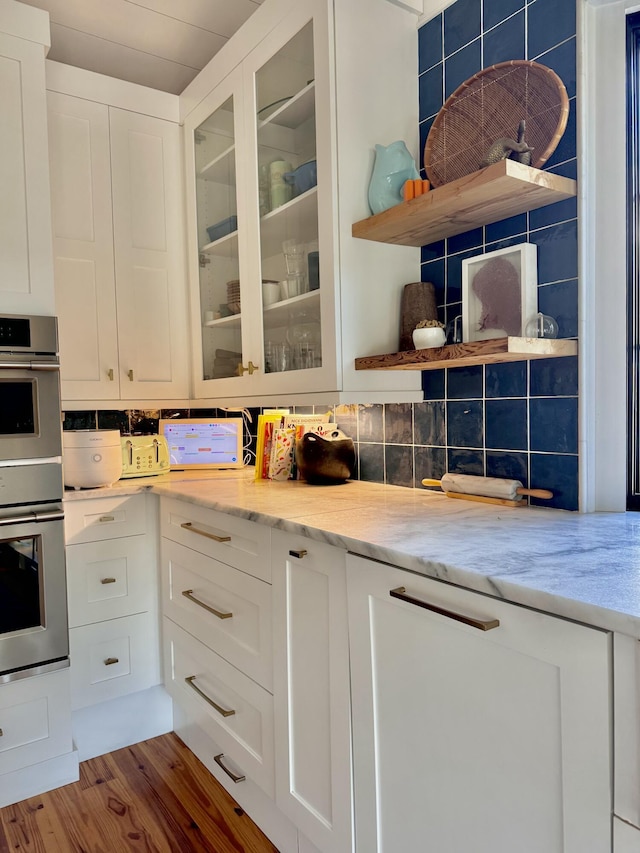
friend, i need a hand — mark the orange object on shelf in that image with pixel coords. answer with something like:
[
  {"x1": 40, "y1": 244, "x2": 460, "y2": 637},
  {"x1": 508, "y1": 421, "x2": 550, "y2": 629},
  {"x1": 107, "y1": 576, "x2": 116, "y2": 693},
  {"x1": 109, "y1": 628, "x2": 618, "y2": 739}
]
[
  {"x1": 422, "y1": 179, "x2": 431, "y2": 193},
  {"x1": 403, "y1": 180, "x2": 414, "y2": 201},
  {"x1": 413, "y1": 178, "x2": 423, "y2": 197}
]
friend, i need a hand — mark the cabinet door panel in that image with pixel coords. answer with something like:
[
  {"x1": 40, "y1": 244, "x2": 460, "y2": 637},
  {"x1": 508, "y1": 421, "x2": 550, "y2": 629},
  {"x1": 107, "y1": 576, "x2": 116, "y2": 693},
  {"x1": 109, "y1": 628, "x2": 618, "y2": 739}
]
[
  {"x1": 109, "y1": 107, "x2": 188, "y2": 400},
  {"x1": 47, "y1": 92, "x2": 119, "y2": 400},
  {"x1": 347, "y1": 554, "x2": 611, "y2": 853}
]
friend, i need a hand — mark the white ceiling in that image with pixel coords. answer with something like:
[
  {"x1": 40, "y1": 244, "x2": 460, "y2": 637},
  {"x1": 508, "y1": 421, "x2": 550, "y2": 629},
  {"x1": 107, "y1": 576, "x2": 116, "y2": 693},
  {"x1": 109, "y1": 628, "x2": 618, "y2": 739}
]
[{"x1": 17, "y1": 0, "x2": 265, "y2": 94}]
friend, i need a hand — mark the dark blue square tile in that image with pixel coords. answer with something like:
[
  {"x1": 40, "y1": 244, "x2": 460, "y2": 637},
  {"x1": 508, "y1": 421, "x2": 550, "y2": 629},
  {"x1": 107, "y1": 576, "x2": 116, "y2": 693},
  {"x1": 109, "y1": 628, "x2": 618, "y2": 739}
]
[
  {"x1": 422, "y1": 369, "x2": 445, "y2": 400},
  {"x1": 484, "y1": 234, "x2": 527, "y2": 255},
  {"x1": 530, "y1": 220, "x2": 578, "y2": 284},
  {"x1": 527, "y1": 0, "x2": 576, "y2": 60},
  {"x1": 546, "y1": 158, "x2": 577, "y2": 180},
  {"x1": 414, "y1": 400, "x2": 446, "y2": 445},
  {"x1": 63, "y1": 410, "x2": 97, "y2": 431},
  {"x1": 486, "y1": 450, "x2": 528, "y2": 484},
  {"x1": 530, "y1": 397, "x2": 578, "y2": 453},
  {"x1": 420, "y1": 117, "x2": 435, "y2": 176},
  {"x1": 419, "y1": 14, "x2": 443, "y2": 73},
  {"x1": 358, "y1": 443, "x2": 384, "y2": 483},
  {"x1": 447, "y1": 448, "x2": 484, "y2": 474},
  {"x1": 485, "y1": 213, "x2": 527, "y2": 245},
  {"x1": 447, "y1": 364, "x2": 483, "y2": 398},
  {"x1": 421, "y1": 240, "x2": 445, "y2": 263},
  {"x1": 545, "y1": 99, "x2": 576, "y2": 168},
  {"x1": 447, "y1": 399, "x2": 484, "y2": 447},
  {"x1": 334, "y1": 404, "x2": 358, "y2": 439},
  {"x1": 161, "y1": 408, "x2": 189, "y2": 420},
  {"x1": 358, "y1": 404, "x2": 384, "y2": 442},
  {"x1": 528, "y1": 195, "x2": 577, "y2": 231},
  {"x1": 384, "y1": 403, "x2": 413, "y2": 444},
  {"x1": 536, "y1": 37, "x2": 576, "y2": 99},
  {"x1": 97, "y1": 410, "x2": 129, "y2": 433},
  {"x1": 530, "y1": 355, "x2": 578, "y2": 396},
  {"x1": 419, "y1": 64, "x2": 444, "y2": 121},
  {"x1": 415, "y1": 446, "x2": 447, "y2": 482},
  {"x1": 445, "y1": 39, "x2": 482, "y2": 98},
  {"x1": 530, "y1": 452, "x2": 578, "y2": 510},
  {"x1": 445, "y1": 305, "x2": 463, "y2": 340},
  {"x1": 447, "y1": 248, "x2": 477, "y2": 304},
  {"x1": 483, "y1": 10, "x2": 525, "y2": 66},
  {"x1": 486, "y1": 398, "x2": 528, "y2": 450},
  {"x1": 537, "y1": 279, "x2": 578, "y2": 337},
  {"x1": 422, "y1": 258, "x2": 446, "y2": 305},
  {"x1": 484, "y1": 0, "x2": 524, "y2": 30},
  {"x1": 447, "y1": 227, "x2": 483, "y2": 255},
  {"x1": 385, "y1": 444, "x2": 414, "y2": 488},
  {"x1": 444, "y1": 0, "x2": 481, "y2": 56},
  {"x1": 485, "y1": 361, "x2": 527, "y2": 397}
]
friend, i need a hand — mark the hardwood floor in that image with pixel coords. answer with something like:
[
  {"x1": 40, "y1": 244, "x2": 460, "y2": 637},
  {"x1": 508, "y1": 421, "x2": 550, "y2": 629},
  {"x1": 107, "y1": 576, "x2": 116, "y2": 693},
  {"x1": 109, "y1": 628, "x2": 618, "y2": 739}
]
[{"x1": 0, "y1": 733, "x2": 279, "y2": 852}]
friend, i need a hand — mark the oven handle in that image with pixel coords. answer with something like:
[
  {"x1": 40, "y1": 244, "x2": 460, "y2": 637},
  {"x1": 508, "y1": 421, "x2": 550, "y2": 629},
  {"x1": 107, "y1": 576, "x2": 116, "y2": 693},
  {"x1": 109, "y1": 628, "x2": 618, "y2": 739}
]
[
  {"x1": 0, "y1": 509, "x2": 64, "y2": 527},
  {"x1": 0, "y1": 361, "x2": 60, "y2": 371}
]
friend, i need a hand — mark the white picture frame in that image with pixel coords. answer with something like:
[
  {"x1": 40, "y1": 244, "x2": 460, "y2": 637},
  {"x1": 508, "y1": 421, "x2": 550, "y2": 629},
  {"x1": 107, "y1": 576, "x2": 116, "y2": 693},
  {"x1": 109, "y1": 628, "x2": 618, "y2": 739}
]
[{"x1": 462, "y1": 243, "x2": 538, "y2": 342}]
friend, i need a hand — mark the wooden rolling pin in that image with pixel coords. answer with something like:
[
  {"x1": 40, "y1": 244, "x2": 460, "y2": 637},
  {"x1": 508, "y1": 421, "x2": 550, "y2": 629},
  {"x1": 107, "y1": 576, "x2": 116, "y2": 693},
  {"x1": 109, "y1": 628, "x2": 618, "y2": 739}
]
[{"x1": 422, "y1": 474, "x2": 553, "y2": 507}]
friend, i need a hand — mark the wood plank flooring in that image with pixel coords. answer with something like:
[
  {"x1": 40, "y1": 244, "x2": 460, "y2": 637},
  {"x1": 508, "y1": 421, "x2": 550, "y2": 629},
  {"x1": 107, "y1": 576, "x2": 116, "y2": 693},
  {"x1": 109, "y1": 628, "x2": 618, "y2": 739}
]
[{"x1": 0, "y1": 732, "x2": 279, "y2": 852}]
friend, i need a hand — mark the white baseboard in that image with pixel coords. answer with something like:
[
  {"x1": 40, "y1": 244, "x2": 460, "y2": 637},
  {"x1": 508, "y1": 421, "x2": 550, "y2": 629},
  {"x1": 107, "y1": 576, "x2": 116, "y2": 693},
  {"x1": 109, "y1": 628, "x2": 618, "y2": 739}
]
[{"x1": 0, "y1": 749, "x2": 79, "y2": 808}]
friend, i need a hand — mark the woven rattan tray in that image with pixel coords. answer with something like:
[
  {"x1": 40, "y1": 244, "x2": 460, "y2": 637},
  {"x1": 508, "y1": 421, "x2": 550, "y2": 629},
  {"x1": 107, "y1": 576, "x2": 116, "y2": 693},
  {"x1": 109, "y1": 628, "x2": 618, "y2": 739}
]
[{"x1": 424, "y1": 60, "x2": 569, "y2": 187}]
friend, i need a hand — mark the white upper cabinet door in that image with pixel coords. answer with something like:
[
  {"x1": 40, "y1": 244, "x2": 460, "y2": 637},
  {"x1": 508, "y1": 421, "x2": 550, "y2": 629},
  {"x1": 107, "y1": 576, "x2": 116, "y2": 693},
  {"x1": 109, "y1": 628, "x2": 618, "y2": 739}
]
[
  {"x1": 0, "y1": 32, "x2": 54, "y2": 316},
  {"x1": 347, "y1": 554, "x2": 612, "y2": 853},
  {"x1": 109, "y1": 107, "x2": 189, "y2": 401},
  {"x1": 48, "y1": 92, "x2": 120, "y2": 400}
]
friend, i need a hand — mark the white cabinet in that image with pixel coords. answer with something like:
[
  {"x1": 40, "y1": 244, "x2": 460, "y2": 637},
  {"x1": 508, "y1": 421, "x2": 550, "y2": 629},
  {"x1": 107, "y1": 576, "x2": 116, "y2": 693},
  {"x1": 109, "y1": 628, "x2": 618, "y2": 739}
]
[
  {"x1": 614, "y1": 633, "x2": 640, "y2": 836},
  {"x1": 346, "y1": 553, "x2": 612, "y2": 853},
  {"x1": 271, "y1": 531, "x2": 353, "y2": 853},
  {"x1": 48, "y1": 86, "x2": 189, "y2": 405},
  {"x1": 0, "y1": 2, "x2": 54, "y2": 316},
  {"x1": 64, "y1": 494, "x2": 161, "y2": 711},
  {"x1": 615, "y1": 818, "x2": 640, "y2": 853},
  {"x1": 181, "y1": 0, "x2": 421, "y2": 404}
]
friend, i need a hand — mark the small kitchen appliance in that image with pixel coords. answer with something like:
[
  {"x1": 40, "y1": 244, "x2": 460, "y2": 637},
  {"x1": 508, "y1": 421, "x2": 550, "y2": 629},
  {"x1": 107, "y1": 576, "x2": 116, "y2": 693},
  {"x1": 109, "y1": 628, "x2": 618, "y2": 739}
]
[
  {"x1": 120, "y1": 434, "x2": 170, "y2": 478},
  {"x1": 62, "y1": 429, "x2": 122, "y2": 489}
]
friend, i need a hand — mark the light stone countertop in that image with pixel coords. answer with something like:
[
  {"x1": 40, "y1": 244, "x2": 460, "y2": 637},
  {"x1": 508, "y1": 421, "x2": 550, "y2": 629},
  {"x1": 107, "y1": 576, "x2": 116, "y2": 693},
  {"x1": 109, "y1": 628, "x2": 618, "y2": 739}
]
[{"x1": 64, "y1": 470, "x2": 640, "y2": 637}]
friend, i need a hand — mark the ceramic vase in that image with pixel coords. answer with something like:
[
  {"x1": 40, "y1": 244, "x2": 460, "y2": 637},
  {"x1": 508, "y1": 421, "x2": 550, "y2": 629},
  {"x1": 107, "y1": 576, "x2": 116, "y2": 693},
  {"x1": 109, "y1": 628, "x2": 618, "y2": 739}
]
[{"x1": 368, "y1": 140, "x2": 419, "y2": 215}]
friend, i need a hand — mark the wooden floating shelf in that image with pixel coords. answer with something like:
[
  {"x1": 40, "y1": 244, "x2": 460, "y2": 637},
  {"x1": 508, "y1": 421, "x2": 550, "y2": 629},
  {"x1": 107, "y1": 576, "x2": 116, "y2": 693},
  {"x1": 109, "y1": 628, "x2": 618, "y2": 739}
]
[
  {"x1": 352, "y1": 160, "x2": 577, "y2": 246},
  {"x1": 355, "y1": 337, "x2": 578, "y2": 372}
]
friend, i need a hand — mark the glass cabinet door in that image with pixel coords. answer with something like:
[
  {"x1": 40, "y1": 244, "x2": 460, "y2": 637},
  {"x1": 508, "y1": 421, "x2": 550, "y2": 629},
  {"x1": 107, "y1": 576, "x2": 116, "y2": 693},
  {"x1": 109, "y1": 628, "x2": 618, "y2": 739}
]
[
  {"x1": 193, "y1": 94, "x2": 244, "y2": 382},
  {"x1": 253, "y1": 20, "x2": 322, "y2": 378}
]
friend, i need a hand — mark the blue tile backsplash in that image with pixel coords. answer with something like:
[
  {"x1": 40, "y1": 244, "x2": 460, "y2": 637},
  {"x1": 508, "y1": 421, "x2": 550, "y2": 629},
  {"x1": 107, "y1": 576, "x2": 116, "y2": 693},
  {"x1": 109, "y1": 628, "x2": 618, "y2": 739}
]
[{"x1": 66, "y1": 0, "x2": 580, "y2": 511}]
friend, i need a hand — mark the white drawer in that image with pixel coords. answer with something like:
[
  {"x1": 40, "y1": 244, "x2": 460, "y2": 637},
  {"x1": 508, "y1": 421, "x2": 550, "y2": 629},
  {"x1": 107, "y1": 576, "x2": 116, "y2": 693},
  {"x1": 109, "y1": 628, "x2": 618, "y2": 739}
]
[
  {"x1": 69, "y1": 612, "x2": 160, "y2": 710},
  {"x1": 0, "y1": 669, "x2": 73, "y2": 774},
  {"x1": 67, "y1": 534, "x2": 156, "y2": 627},
  {"x1": 615, "y1": 817, "x2": 640, "y2": 853},
  {"x1": 160, "y1": 498, "x2": 271, "y2": 582},
  {"x1": 64, "y1": 494, "x2": 147, "y2": 544},
  {"x1": 161, "y1": 538, "x2": 272, "y2": 691},
  {"x1": 163, "y1": 617, "x2": 274, "y2": 798}
]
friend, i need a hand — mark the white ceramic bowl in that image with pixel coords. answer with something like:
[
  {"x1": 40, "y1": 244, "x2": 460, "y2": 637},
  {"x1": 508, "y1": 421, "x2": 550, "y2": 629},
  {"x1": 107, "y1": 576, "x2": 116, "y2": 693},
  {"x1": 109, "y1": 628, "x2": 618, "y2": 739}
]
[
  {"x1": 412, "y1": 326, "x2": 446, "y2": 349},
  {"x1": 262, "y1": 282, "x2": 281, "y2": 305}
]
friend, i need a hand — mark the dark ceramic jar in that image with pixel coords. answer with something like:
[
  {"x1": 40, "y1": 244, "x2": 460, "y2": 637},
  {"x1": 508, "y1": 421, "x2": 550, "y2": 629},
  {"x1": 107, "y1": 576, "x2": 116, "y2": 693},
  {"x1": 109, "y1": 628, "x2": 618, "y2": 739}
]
[{"x1": 295, "y1": 429, "x2": 355, "y2": 485}]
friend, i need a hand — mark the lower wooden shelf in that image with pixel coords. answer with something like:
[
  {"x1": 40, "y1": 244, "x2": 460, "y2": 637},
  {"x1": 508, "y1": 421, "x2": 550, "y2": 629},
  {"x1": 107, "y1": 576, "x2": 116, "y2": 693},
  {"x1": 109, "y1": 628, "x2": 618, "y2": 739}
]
[{"x1": 354, "y1": 337, "x2": 577, "y2": 371}]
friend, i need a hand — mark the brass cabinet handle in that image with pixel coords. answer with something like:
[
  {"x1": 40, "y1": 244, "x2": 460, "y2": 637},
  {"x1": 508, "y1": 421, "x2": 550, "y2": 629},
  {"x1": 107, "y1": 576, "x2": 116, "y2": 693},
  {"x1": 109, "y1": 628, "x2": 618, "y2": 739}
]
[
  {"x1": 236, "y1": 361, "x2": 259, "y2": 376},
  {"x1": 107, "y1": 368, "x2": 114, "y2": 381},
  {"x1": 214, "y1": 753, "x2": 245, "y2": 783},
  {"x1": 182, "y1": 589, "x2": 232, "y2": 620},
  {"x1": 185, "y1": 675, "x2": 235, "y2": 717},
  {"x1": 389, "y1": 586, "x2": 500, "y2": 631},
  {"x1": 104, "y1": 657, "x2": 119, "y2": 666},
  {"x1": 128, "y1": 369, "x2": 134, "y2": 381},
  {"x1": 101, "y1": 577, "x2": 117, "y2": 585},
  {"x1": 98, "y1": 515, "x2": 115, "y2": 523},
  {"x1": 288, "y1": 549, "x2": 308, "y2": 559},
  {"x1": 0, "y1": 728, "x2": 3, "y2": 736},
  {"x1": 180, "y1": 521, "x2": 231, "y2": 543}
]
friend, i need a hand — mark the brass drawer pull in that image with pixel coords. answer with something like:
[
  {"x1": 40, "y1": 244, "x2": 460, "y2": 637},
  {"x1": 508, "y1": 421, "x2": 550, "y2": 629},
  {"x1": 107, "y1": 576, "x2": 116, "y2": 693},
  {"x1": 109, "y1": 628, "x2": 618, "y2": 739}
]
[
  {"x1": 101, "y1": 577, "x2": 117, "y2": 585},
  {"x1": 288, "y1": 549, "x2": 308, "y2": 559},
  {"x1": 181, "y1": 522, "x2": 231, "y2": 543},
  {"x1": 0, "y1": 728, "x2": 3, "y2": 736},
  {"x1": 182, "y1": 589, "x2": 232, "y2": 620},
  {"x1": 389, "y1": 586, "x2": 500, "y2": 632},
  {"x1": 98, "y1": 515, "x2": 115, "y2": 523},
  {"x1": 185, "y1": 675, "x2": 235, "y2": 717},
  {"x1": 104, "y1": 657, "x2": 119, "y2": 666},
  {"x1": 214, "y1": 753, "x2": 245, "y2": 783}
]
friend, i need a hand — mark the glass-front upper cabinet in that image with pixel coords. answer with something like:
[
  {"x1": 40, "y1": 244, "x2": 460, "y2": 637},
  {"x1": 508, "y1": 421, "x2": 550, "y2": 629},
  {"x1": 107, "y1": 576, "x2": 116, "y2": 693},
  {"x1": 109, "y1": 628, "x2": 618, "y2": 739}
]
[{"x1": 251, "y1": 20, "x2": 322, "y2": 380}]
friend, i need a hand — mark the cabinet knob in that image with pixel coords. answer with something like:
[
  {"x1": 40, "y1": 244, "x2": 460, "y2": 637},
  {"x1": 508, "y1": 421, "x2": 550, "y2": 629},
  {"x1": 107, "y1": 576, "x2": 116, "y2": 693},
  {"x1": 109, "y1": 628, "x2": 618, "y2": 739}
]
[
  {"x1": 127, "y1": 369, "x2": 134, "y2": 381},
  {"x1": 236, "y1": 361, "x2": 259, "y2": 376},
  {"x1": 107, "y1": 368, "x2": 114, "y2": 381}
]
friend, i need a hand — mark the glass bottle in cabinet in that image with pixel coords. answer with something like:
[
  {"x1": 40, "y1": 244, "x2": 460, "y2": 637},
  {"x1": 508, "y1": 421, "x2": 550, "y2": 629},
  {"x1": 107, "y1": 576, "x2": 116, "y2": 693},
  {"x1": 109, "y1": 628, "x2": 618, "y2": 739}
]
[
  {"x1": 194, "y1": 94, "x2": 243, "y2": 381},
  {"x1": 253, "y1": 20, "x2": 322, "y2": 377}
]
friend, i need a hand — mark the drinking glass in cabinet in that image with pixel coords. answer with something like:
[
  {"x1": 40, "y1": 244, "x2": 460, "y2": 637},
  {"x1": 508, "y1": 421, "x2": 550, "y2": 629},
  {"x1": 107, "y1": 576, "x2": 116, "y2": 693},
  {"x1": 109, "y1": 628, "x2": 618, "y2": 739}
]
[
  {"x1": 254, "y1": 20, "x2": 322, "y2": 374},
  {"x1": 194, "y1": 95, "x2": 243, "y2": 381}
]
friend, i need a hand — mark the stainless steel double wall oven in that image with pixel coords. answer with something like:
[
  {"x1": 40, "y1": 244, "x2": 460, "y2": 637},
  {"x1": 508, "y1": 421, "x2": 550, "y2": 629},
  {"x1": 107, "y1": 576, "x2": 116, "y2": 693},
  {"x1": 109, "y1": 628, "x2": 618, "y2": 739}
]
[{"x1": 0, "y1": 314, "x2": 69, "y2": 682}]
